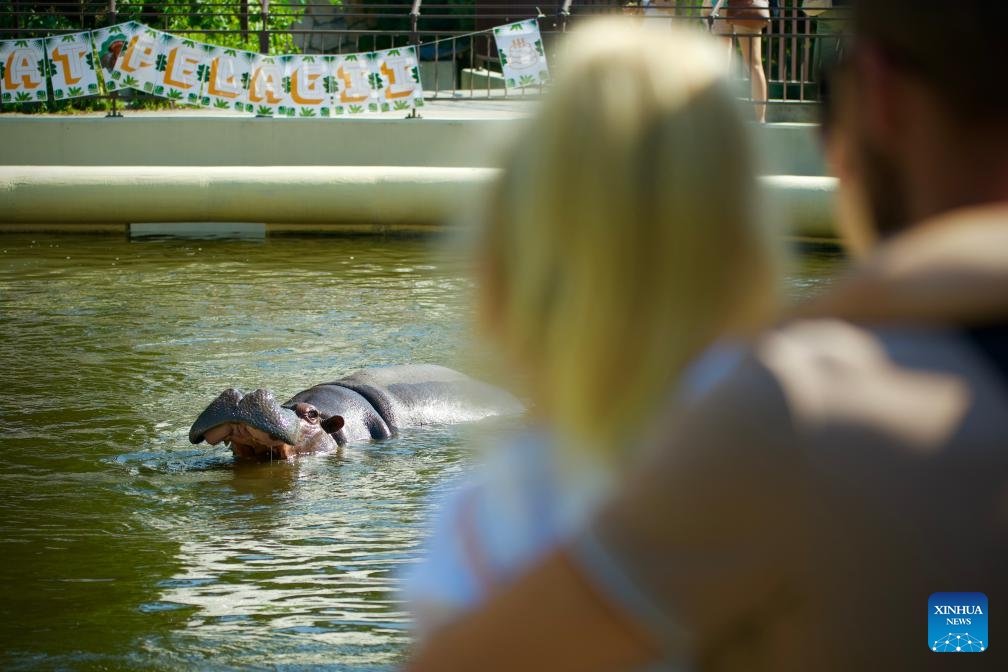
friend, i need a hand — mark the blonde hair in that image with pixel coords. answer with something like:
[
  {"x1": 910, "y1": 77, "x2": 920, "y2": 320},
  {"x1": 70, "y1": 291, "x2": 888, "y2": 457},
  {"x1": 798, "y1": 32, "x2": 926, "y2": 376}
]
[{"x1": 478, "y1": 20, "x2": 780, "y2": 462}]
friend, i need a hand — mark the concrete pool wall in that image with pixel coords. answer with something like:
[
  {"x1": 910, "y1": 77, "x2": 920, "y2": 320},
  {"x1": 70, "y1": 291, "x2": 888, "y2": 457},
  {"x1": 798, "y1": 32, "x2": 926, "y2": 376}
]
[{"x1": 0, "y1": 103, "x2": 836, "y2": 237}]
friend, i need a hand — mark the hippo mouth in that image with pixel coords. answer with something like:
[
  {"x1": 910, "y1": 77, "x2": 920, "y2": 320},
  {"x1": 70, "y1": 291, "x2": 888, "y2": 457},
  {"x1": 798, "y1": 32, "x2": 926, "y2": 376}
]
[
  {"x1": 189, "y1": 388, "x2": 302, "y2": 460},
  {"x1": 201, "y1": 422, "x2": 297, "y2": 461}
]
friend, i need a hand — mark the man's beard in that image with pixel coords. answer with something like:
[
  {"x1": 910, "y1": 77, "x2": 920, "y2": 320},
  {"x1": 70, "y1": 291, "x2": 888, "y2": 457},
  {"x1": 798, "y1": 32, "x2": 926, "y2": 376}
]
[{"x1": 857, "y1": 134, "x2": 912, "y2": 240}]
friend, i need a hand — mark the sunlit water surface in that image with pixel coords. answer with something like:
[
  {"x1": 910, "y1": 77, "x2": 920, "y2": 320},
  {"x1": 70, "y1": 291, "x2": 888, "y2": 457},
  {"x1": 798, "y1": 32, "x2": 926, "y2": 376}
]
[{"x1": 0, "y1": 234, "x2": 842, "y2": 670}]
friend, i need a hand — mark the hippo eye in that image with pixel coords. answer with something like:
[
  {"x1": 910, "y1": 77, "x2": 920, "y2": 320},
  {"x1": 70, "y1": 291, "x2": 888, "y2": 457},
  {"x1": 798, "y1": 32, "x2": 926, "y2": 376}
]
[{"x1": 294, "y1": 402, "x2": 320, "y2": 423}]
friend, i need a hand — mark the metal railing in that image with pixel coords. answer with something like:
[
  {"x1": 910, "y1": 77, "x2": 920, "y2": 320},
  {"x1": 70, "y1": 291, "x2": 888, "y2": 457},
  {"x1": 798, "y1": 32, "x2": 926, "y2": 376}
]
[{"x1": 0, "y1": 1, "x2": 845, "y2": 110}]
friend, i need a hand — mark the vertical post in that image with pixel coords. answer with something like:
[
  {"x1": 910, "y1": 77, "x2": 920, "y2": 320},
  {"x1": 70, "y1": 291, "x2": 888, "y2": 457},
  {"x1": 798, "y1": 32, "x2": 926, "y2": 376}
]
[
  {"x1": 259, "y1": 0, "x2": 270, "y2": 54},
  {"x1": 407, "y1": 0, "x2": 423, "y2": 118},
  {"x1": 240, "y1": 0, "x2": 249, "y2": 42},
  {"x1": 106, "y1": 0, "x2": 122, "y2": 117},
  {"x1": 558, "y1": 0, "x2": 572, "y2": 33}
]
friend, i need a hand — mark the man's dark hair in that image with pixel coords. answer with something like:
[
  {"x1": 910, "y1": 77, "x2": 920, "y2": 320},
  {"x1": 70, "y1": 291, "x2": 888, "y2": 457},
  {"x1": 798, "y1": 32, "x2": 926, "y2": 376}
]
[{"x1": 852, "y1": 0, "x2": 1008, "y2": 120}]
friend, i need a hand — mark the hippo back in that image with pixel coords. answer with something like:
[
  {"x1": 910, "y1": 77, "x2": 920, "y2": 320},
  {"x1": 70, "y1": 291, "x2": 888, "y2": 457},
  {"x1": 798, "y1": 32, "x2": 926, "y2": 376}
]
[{"x1": 331, "y1": 364, "x2": 523, "y2": 431}]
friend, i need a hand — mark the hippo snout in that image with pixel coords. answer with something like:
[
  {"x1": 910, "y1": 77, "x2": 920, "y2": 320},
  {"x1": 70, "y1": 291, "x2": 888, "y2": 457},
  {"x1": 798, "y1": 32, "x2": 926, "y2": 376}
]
[{"x1": 189, "y1": 388, "x2": 301, "y2": 446}]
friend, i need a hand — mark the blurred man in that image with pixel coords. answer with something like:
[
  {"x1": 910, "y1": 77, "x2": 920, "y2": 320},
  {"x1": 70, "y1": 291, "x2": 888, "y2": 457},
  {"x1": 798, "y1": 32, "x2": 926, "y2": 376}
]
[{"x1": 407, "y1": 1, "x2": 1008, "y2": 669}]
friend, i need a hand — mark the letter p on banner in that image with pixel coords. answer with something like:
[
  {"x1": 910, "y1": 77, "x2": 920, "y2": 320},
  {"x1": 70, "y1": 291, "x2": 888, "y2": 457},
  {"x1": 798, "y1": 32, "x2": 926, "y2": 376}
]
[{"x1": 929, "y1": 592, "x2": 988, "y2": 652}]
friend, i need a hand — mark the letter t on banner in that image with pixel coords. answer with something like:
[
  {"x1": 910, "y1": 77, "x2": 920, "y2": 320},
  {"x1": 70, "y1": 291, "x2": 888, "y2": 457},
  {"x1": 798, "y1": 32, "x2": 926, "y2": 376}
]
[
  {"x1": 493, "y1": 19, "x2": 550, "y2": 91},
  {"x1": 45, "y1": 32, "x2": 101, "y2": 100}
]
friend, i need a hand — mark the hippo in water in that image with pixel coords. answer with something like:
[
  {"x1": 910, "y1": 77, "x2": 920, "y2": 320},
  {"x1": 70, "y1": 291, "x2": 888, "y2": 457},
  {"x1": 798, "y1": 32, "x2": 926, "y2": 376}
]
[{"x1": 189, "y1": 364, "x2": 523, "y2": 461}]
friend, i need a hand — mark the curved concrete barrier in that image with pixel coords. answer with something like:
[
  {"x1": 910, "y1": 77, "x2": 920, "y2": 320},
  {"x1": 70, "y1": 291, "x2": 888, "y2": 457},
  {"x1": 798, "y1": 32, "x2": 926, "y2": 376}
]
[
  {"x1": 0, "y1": 166, "x2": 837, "y2": 237},
  {"x1": 760, "y1": 174, "x2": 838, "y2": 239},
  {"x1": 0, "y1": 166, "x2": 496, "y2": 226}
]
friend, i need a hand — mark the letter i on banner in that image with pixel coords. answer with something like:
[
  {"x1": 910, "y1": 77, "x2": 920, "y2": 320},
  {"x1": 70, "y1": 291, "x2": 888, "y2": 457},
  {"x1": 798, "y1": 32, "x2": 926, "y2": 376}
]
[
  {"x1": 285, "y1": 54, "x2": 331, "y2": 117},
  {"x1": 493, "y1": 19, "x2": 550, "y2": 91},
  {"x1": 332, "y1": 53, "x2": 374, "y2": 116},
  {"x1": 0, "y1": 38, "x2": 49, "y2": 105},
  {"x1": 374, "y1": 46, "x2": 423, "y2": 113},
  {"x1": 199, "y1": 44, "x2": 255, "y2": 112},
  {"x1": 90, "y1": 22, "x2": 141, "y2": 93},
  {"x1": 247, "y1": 54, "x2": 285, "y2": 116},
  {"x1": 111, "y1": 24, "x2": 166, "y2": 95},
  {"x1": 45, "y1": 31, "x2": 101, "y2": 101}
]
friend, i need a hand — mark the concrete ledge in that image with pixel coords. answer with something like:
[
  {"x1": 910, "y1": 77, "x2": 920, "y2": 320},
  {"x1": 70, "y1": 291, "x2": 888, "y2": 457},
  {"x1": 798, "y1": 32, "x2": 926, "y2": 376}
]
[{"x1": 0, "y1": 166, "x2": 836, "y2": 237}]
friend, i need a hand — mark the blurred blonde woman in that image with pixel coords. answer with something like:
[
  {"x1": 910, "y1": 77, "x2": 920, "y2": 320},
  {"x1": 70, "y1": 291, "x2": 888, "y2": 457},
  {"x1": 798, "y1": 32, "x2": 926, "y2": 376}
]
[{"x1": 403, "y1": 18, "x2": 782, "y2": 638}]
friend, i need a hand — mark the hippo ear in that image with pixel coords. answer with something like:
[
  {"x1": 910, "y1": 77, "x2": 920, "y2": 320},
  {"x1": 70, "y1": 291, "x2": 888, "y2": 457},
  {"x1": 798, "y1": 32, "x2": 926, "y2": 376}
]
[{"x1": 321, "y1": 415, "x2": 345, "y2": 434}]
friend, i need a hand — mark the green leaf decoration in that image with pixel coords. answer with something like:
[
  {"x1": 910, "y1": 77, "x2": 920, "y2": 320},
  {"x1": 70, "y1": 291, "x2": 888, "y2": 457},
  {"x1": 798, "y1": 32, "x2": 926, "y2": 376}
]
[
  {"x1": 155, "y1": 53, "x2": 168, "y2": 72},
  {"x1": 380, "y1": 102, "x2": 389, "y2": 112},
  {"x1": 507, "y1": 78, "x2": 515, "y2": 88},
  {"x1": 61, "y1": 34, "x2": 76, "y2": 43},
  {"x1": 345, "y1": 54, "x2": 358, "y2": 62},
  {"x1": 298, "y1": 107, "x2": 316, "y2": 117},
  {"x1": 519, "y1": 74, "x2": 536, "y2": 86},
  {"x1": 167, "y1": 89, "x2": 184, "y2": 100},
  {"x1": 349, "y1": 104, "x2": 364, "y2": 114},
  {"x1": 320, "y1": 108, "x2": 330, "y2": 117},
  {"x1": 335, "y1": 106, "x2": 345, "y2": 115},
  {"x1": 182, "y1": 39, "x2": 196, "y2": 48},
  {"x1": 411, "y1": 66, "x2": 420, "y2": 83},
  {"x1": 196, "y1": 64, "x2": 210, "y2": 83},
  {"x1": 415, "y1": 98, "x2": 425, "y2": 107},
  {"x1": 225, "y1": 49, "x2": 238, "y2": 57},
  {"x1": 510, "y1": 23, "x2": 524, "y2": 31},
  {"x1": 387, "y1": 49, "x2": 401, "y2": 57},
  {"x1": 15, "y1": 91, "x2": 32, "y2": 102},
  {"x1": 87, "y1": 84, "x2": 98, "y2": 93},
  {"x1": 368, "y1": 102, "x2": 378, "y2": 112},
  {"x1": 54, "y1": 89, "x2": 65, "y2": 99},
  {"x1": 14, "y1": 40, "x2": 28, "y2": 48},
  {"x1": 123, "y1": 75, "x2": 139, "y2": 87},
  {"x1": 256, "y1": 105, "x2": 273, "y2": 115},
  {"x1": 393, "y1": 100, "x2": 410, "y2": 110},
  {"x1": 214, "y1": 99, "x2": 230, "y2": 109},
  {"x1": 303, "y1": 56, "x2": 316, "y2": 63},
  {"x1": 282, "y1": 76, "x2": 292, "y2": 93},
  {"x1": 534, "y1": 40, "x2": 544, "y2": 56}
]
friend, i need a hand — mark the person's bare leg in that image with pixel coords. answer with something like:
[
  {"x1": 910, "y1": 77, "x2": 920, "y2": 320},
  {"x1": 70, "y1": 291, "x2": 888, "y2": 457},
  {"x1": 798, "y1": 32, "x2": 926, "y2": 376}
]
[{"x1": 739, "y1": 34, "x2": 767, "y2": 122}]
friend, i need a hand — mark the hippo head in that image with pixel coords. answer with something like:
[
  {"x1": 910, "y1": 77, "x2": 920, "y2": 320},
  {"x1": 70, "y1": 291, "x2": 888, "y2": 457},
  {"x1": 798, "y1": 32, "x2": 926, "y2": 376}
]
[{"x1": 189, "y1": 388, "x2": 344, "y2": 461}]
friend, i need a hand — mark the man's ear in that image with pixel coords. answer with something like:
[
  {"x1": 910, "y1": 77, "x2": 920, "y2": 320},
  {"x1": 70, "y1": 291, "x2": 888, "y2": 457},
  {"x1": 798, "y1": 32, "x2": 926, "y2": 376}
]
[{"x1": 322, "y1": 415, "x2": 345, "y2": 434}]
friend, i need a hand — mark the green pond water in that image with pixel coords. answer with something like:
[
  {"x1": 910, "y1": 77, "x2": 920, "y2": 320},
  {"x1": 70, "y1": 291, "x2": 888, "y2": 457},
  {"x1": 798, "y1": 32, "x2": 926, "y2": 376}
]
[{"x1": 0, "y1": 234, "x2": 842, "y2": 670}]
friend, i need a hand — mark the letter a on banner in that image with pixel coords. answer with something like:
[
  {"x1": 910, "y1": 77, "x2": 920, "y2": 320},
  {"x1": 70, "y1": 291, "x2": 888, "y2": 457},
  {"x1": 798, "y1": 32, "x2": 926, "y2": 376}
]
[
  {"x1": 247, "y1": 54, "x2": 285, "y2": 116},
  {"x1": 45, "y1": 32, "x2": 101, "y2": 100},
  {"x1": 374, "y1": 46, "x2": 424, "y2": 113},
  {"x1": 0, "y1": 38, "x2": 49, "y2": 105},
  {"x1": 493, "y1": 19, "x2": 550, "y2": 91}
]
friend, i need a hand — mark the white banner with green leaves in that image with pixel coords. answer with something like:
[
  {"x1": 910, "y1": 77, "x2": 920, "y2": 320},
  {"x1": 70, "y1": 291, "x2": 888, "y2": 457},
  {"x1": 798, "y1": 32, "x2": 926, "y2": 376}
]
[
  {"x1": 493, "y1": 19, "x2": 550, "y2": 91},
  {"x1": 0, "y1": 21, "x2": 441, "y2": 117}
]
